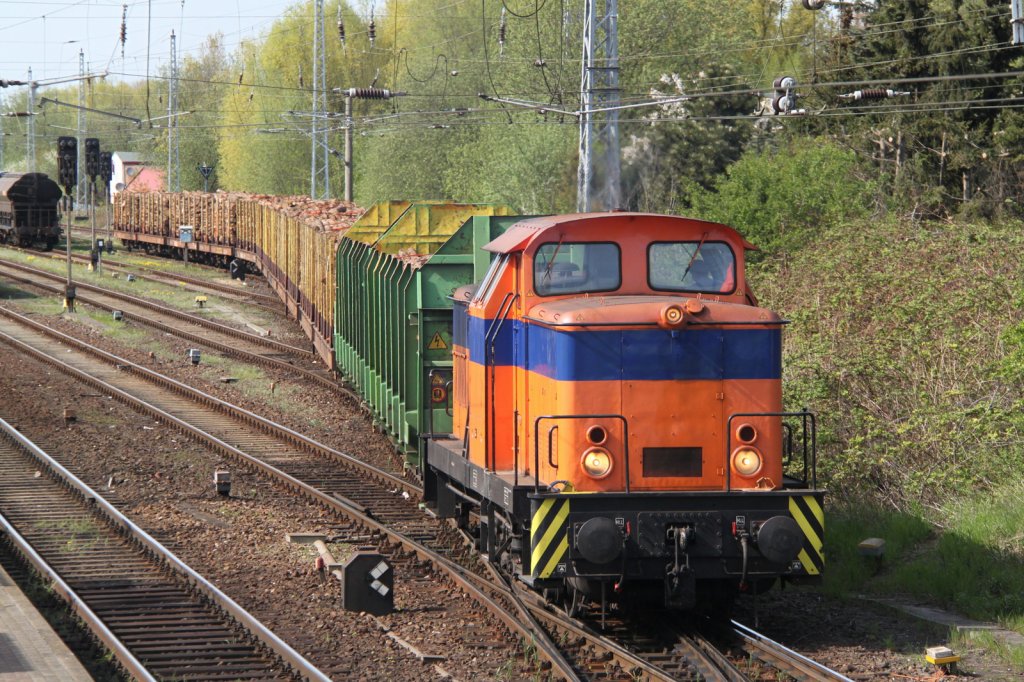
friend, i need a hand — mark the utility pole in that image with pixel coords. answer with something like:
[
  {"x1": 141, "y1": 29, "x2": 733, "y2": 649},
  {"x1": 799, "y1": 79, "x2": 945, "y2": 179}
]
[
  {"x1": 0, "y1": 91, "x2": 4, "y2": 169},
  {"x1": 19, "y1": 69, "x2": 107, "y2": 173},
  {"x1": 167, "y1": 30, "x2": 180, "y2": 192},
  {"x1": 344, "y1": 93, "x2": 352, "y2": 201},
  {"x1": 27, "y1": 68, "x2": 35, "y2": 171},
  {"x1": 311, "y1": 0, "x2": 330, "y2": 199},
  {"x1": 76, "y1": 51, "x2": 86, "y2": 209},
  {"x1": 1013, "y1": 0, "x2": 1024, "y2": 44},
  {"x1": 333, "y1": 88, "x2": 403, "y2": 202},
  {"x1": 577, "y1": 0, "x2": 620, "y2": 213}
]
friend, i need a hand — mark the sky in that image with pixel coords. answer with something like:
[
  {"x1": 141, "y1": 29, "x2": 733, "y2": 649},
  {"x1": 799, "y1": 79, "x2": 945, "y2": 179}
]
[{"x1": 0, "y1": 0, "x2": 308, "y2": 84}]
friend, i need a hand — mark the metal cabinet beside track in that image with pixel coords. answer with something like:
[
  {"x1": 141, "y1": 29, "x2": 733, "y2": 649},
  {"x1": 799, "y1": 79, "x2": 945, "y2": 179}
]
[{"x1": 334, "y1": 202, "x2": 517, "y2": 466}]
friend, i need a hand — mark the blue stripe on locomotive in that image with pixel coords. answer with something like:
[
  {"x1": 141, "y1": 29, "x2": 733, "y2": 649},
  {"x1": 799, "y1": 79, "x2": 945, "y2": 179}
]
[{"x1": 463, "y1": 315, "x2": 781, "y2": 382}]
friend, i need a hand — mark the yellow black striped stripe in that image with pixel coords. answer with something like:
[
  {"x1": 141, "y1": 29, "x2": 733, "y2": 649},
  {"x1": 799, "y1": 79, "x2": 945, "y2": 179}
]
[
  {"x1": 531, "y1": 498, "x2": 570, "y2": 578},
  {"x1": 789, "y1": 495, "x2": 824, "y2": 575}
]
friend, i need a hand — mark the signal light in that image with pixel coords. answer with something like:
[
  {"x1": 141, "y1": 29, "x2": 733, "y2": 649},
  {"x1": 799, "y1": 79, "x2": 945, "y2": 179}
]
[
  {"x1": 56, "y1": 136, "x2": 77, "y2": 191},
  {"x1": 736, "y1": 423, "x2": 757, "y2": 444},
  {"x1": 732, "y1": 447, "x2": 763, "y2": 478},
  {"x1": 99, "y1": 151, "x2": 113, "y2": 183},
  {"x1": 658, "y1": 303, "x2": 685, "y2": 329},
  {"x1": 85, "y1": 138, "x2": 100, "y2": 179},
  {"x1": 585, "y1": 425, "x2": 607, "y2": 446},
  {"x1": 581, "y1": 447, "x2": 613, "y2": 479}
]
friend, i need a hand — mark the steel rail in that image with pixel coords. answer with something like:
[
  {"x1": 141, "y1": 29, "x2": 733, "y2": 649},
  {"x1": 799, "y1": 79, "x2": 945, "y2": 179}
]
[
  {"x1": 53, "y1": 241, "x2": 281, "y2": 306},
  {"x1": 458, "y1": 556, "x2": 681, "y2": 681},
  {"x1": 731, "y1": 619, "x2": 856, "y2": 681},
  {"x1": 0, "y1": 307, "x2": 581, "y2": 681},
  {"x1": 0, "y1": 416, "x2": 331, "y2": 682},
  {"x1": 0, "y1": 266, "x2": 348, "y2": 395},
  {"x1": 0, "y1": 257, "x2": 310, "y2": 356},
  {"x1": 0, "y1": 513, "x2": 157, "y2": 682},
  {"x1": 684, "y1": 630, "x2": 749, "y2": 682},
  {"x1": 0, "y1": 305, "x2": 414, "y2": 496}
]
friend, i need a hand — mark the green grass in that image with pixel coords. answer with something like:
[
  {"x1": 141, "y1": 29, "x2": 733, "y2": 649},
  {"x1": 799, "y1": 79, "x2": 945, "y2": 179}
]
[
  {"x1": 823, "y1": 504, "x2": 934, "y2": 596},
  {"x1": 827, "y1": 484, "x2": 1024, "y2": 671},
  {"x1": 952, "y1": 628, "x2": 1024, "y2": 670},
  {"x1": 197, "y1": 355, "x2": 308, "y2": 413},
  {"x1": 874, "y1": 485, "x2": 1024, "y2": 622},
  {"x1": 0, "y1": 245, "x2": 236, "y2": 316}
]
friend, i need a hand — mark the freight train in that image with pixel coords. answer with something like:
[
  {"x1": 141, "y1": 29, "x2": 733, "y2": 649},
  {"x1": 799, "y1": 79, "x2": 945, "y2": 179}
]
[
  {"x1": 0, "y1": 172, "x2": 63, "y2": 250},
  {"x1": 113, "y1": 195, "x2": 825, "y2": 615}
]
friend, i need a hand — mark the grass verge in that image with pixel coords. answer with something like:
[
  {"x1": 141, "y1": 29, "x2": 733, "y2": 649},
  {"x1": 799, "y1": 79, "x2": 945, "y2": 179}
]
[{"x1": 827, "y1": 484, "x2": 1024, "y2": 670}]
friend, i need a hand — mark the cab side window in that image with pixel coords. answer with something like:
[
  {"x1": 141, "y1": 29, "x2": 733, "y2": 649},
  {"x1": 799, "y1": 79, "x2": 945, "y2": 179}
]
[{"x1": 534, "y1": 242, "x2": 621, "y2": 296}]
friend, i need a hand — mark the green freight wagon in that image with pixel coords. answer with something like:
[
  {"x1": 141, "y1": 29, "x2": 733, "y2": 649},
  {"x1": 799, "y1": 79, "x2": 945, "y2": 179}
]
[{"x1": 334, "y1": 201, "x2": 519, "y2": 469}]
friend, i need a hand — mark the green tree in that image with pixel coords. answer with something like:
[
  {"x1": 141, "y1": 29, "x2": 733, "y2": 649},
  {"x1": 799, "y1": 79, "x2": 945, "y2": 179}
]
[
  {"x1": 686, "y1": 139, "x2": 873, "y2": 255},
  {"x1": 810, "y1": 0, "x2": 1019, "y2": 217}
]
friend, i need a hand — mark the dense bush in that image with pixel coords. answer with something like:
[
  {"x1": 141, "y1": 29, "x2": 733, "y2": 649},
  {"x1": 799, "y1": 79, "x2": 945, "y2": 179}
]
[
  {"x1": 686, "y1": 140, "x2": 875, "y2": 256},
  {"x1": 751, "y1": 218, "x2": 1024, "y2": 509}
]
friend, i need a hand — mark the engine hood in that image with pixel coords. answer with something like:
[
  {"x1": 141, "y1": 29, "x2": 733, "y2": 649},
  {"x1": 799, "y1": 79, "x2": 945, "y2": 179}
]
[{"x1": 525, "y1": 295, "x2": 782, "y2": 327}]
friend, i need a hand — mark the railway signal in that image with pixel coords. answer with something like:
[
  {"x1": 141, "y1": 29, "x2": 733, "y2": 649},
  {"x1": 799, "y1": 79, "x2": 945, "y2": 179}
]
[
  {"x1": 56, "y1": 136, "x2": 78, "y2": 312},
  {"x1": 82, "y1": 138, "x2": 102, "y2": 274},
  {"x1": 57, "y1": 136, "x2": 78, "y2": 192},
  {"x1": 100, "y1": 151, "x2": 114, "y2": 253},
  {"x1": 84, "y1": 138, "x2": 100, "y2": 179},
  {"x1": 197, "y1": 162, "x2": 214, "y2": 192}
]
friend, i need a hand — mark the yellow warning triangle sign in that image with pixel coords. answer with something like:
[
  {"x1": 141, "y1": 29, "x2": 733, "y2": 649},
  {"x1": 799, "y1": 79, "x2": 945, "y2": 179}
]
[{"x1": 427, "y1": 332, "x2": 448, "y2": 350}]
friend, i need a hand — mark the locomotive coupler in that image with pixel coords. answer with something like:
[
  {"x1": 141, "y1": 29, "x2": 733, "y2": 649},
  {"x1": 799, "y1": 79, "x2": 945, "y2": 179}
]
[{"x1": 664, "y1": 526, "x2": 696, "y2": 609}]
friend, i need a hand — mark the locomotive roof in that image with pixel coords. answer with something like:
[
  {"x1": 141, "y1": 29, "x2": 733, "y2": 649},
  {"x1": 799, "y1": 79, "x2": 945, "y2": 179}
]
[
  {"x1": 0, "y1": 172, "x2": 63, "y2": 202},
  {"x1": 483, "y1": 212, "x2": 756, "y2": 254}
]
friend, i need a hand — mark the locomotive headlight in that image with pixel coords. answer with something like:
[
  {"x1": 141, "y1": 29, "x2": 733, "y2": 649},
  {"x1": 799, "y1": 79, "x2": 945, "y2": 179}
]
[
  {"x1": 658, "y1": 303, "x2": 686, "y2": 329},
  {"x1": 732, "y1": 447, "x2": 763, "y2": 477},
  {"x1": 736, "y1": 423, "x2": 758, "y2": 444},
  {"x1": 581, "y1": 447, "x2": 613, "y2": 479}
]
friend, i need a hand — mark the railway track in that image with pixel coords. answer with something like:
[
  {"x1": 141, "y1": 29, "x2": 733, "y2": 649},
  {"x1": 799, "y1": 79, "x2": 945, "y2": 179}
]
[
  {"x1": 48, "y1": 237, "x2": 280, "y2": 307},
  {"x1": 0, "y1": 258, "x2": 358, "y2": 400},
  {"x1": 0, "y1": 257, "x2": 304, "y2": 353},
  {"x1": 727, "y1": 619, "x2": 855, "y2": 681},
  {"x1": 0, "y1": 416, "x2": 328, "y2": 681},
  {"x1": 0, "y1": 305, "x2": 581, "y2": 679},
  {"x1": 0, "y1": 305, "x2": 854, "y2": 681}
]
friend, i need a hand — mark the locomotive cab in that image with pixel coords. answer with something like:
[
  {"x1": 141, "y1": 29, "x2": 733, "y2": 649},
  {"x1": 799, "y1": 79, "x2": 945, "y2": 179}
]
[{"x1": 425, "y1": 213, "x2": 824, "y2": 613}]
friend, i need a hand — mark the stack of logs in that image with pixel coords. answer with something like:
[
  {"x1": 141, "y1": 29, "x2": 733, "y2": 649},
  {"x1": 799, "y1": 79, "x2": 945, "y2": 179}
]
[
  {"x1": 112, "y1": 190, "x2": 365, "y2": 369},
  {"x1": 113, "y1": 191, "x2": 361, "y2": 240}
]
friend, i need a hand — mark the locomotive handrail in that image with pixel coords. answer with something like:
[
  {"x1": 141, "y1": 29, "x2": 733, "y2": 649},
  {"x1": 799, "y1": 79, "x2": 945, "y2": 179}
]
[
  {"x1": 531, "y1": 414, "x2": 629, "y2": 494},
  {"x1": 485, "y1": 292, "x2": 517, "y2": 471},
  {"x1": 547, "y1": 425, "x2": 559, "y2": 469},
  {"x1": 725, "y1": 411, "x2": 816, "y2": 492}
]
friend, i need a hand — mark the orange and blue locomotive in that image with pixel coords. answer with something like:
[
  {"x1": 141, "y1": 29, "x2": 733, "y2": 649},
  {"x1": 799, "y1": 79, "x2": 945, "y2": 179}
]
[{"x1": 424, "y1": 212, "x2": 824, "y2": 612}]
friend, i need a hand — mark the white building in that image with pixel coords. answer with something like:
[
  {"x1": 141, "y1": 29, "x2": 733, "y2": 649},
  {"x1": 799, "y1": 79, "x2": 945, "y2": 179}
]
[{"x1": 109, "y1": 152, "x2": 144, "y2": 196}]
